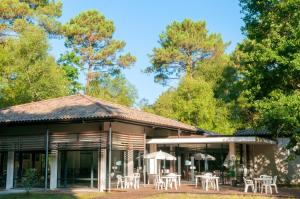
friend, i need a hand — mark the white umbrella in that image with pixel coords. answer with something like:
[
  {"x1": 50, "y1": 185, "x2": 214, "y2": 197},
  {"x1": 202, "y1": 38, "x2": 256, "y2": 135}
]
[
  {"x1": 193, "y1": 153, "x2": 215, "y2": 171},
  {"x1": 223, "y1": 153, "x2": 229, "y2": 168},
  {"x1": 144, "y1": 150, "x2": 176, "y2": 160},
  {"x1": 194, "y1": 153, "x2": 216, "y2": 161}
]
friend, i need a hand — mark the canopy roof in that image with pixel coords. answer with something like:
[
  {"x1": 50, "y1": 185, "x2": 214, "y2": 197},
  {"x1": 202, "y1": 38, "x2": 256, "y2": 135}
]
[{"x1": 0, "y1": 95, "x2": 196, "y2": 132}]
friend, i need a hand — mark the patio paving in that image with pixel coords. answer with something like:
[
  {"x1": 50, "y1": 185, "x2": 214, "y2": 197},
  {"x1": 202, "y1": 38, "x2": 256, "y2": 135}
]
[{"x1": 62, "y1": 184, "x2": 300, "y2": 199}]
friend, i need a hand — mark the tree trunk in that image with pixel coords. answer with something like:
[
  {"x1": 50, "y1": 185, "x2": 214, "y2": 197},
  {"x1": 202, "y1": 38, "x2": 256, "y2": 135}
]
[
  {"x1": 186, "y1": 56, "x2": 193, "y2": 79},
  {"x1": 85, "y1": 63, "x2": 93, "y2": 94}
]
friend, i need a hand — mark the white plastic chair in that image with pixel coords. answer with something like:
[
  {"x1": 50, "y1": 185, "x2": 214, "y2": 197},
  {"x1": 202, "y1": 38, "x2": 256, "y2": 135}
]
[
  {"x1": 133, "y1": 173, "x2": 140, "y2": 189},
  {"x1": 167, "y1": 173, "x2": 178, "y2": 190},
  {"x1": 116, "y1": 175, "x2": 124, "y2": 189},
  {"x1": 270, "y1": 176, "x2": 278, "y2": 193},
  {"x1": 124, "y1": 176, "x2": 134, "y2": 189},
  {"x1": 154, "y1": 175, "x2": 165, "y2": 190},
  {"x1": 201, "y1": 173, "x2": 213, "y2": 191},
  {"x1": 261, "y1": 176, "x2": 273, "y2": 194},
  {"x1": 243, "y1": 177, "x2": 254, "y2": 193}
]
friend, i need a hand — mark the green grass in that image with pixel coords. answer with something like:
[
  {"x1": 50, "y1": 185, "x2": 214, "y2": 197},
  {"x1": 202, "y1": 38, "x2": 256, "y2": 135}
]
[
  {"x1": 0, "y1": 193, "x2": 296, "y2": 199},
  {"x1": 0, "y1": 192, "x2": 105, "y2": 199},
  {"x1": 145, "y1": 193, "x2": 278, "y2": 199}
]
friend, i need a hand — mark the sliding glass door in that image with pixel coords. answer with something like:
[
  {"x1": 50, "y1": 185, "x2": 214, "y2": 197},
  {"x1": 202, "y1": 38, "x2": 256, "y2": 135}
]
[{"x1": 58, "y1": 151, "x2": 97, "y2": 188}]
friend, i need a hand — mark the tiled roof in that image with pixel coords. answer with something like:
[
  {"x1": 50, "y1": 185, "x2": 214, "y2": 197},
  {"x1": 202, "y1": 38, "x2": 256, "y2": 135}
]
[
  {"x1": 234, "y1": 129, "x2": 270, "y2": 136},
  {"x1": 197, "y1": 128, "x2": 223, "y2": 137},
  {"x1": 0, "y1": 95, "x2": 197, "y2": 131}
]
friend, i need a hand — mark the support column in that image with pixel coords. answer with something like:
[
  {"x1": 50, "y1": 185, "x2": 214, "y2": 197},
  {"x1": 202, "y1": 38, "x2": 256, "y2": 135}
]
[
  {"x1": 243, "y1": 144, "x2": 247, "y2": 177},
  {"x1": 170, "y1": 146, "x2": 175, "y2": 173},
  {"x1": 191, "y1": 156, "x2": 195, "y2": 182},
  {"x1": 105, "y1": 122, "x2": 112, "y2": 192},
  {"x1": 149, "y1": 144, "x2": 157, "y2": 174},
  {"x1": 127, "y1": 148, "x2": 134, "y2": 176},
  {"x1": 143, "y1": 131, "x2": 147, "y2": 186},
  {"x1": 177, "y1": 156, "x2": 181, "y2": 175},
  {"x1": 229, "y1": 143, "x2": 236, "y2": 157},
  {"x1": 45, "y1": 129, "x2": 49, "y2": 190},
  {"x1": 205, "y1": 144, "x2": 208, "y2": 171},
  {"x1": 6, "y1": 151, "x2": 14, "y2": 190},
  {"x1": 229, "y1": 143, "x2": 236, "y2": 182},
  {"x1": 98, "y1": 148, "x2": 106, "y2": 191},
  {"x1": 123, "y1": 151, "x2": 127, "y2": 176},
  {"x1": 90, "y1": 162, "x2": 94, "y2": 188},
  {"x1": 50, "y1": 150, "x2": 58, "y2": 190}
]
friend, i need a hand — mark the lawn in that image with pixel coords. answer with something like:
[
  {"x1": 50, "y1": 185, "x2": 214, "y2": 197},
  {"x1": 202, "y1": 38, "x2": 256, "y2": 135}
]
[
  {"x1": 0, "y1": 193, "x2": 284, "y2": 199},
  {"x1": 145, "y1": 194, "x2": 278, "y2": 199}
]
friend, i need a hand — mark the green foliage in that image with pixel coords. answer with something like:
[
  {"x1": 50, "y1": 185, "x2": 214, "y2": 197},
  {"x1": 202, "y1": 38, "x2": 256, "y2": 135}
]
[
  {"x1": 88, "y1": 74, "x2": 137, "y2": 107},
  {"x1": 145, "y1": 19, "x2": 235, "y2": 134},
  {"x1": 57, "y1": 52, "x2": 83, "y2": 94},
  {"x1": 22, "y1": 168, "x2": 37, "y2": 193},
  {"x1": 0, "y1": 25, "x2": 69, "y2": 108},
  {"x1": 146, "y1": 19, "x2": 228, "y2": 85},
  {"x1": 63, "y1": 10, "x2": 136, "y2": 93},
  {"x1": 0, "y1": 0, "x2": 62, "y2": 37},
  {"x1": 255, "y1": 91, "x2": 300, "y2": 155},
  {"x1": 233, "y1": 0, "x2": 300, "y2": 151},
  {"x1": 149, "y1": 78, "x2": 234, "y2": 134}
]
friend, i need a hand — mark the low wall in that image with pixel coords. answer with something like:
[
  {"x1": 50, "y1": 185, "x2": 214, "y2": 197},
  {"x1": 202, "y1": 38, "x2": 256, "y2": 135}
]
[{"x1": 251, "y1": 138, "x2": 300, "y2": 185}]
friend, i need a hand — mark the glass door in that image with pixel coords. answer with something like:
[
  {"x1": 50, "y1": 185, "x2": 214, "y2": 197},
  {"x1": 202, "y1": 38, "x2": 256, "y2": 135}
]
[
  {"x1": 58, "y1": 151, "x2": 97, "y2": 188},
  {"x1": 0, "y1": 152, "x2": 7, "y2": 189},
  {"x1": 14, "y1": 151, "x2": 46, "y2": 188}
]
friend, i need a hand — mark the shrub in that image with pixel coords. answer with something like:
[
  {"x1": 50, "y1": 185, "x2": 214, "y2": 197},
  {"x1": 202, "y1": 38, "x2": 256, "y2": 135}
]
[{"x1": 22, "y1": 168, "x2": 37, "y2": 193}]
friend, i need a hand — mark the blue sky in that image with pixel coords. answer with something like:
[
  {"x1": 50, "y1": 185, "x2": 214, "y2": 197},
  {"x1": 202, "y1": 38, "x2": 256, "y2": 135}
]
[{"x1": 50, "y1": 0, "x2": 244, "y2": 104}]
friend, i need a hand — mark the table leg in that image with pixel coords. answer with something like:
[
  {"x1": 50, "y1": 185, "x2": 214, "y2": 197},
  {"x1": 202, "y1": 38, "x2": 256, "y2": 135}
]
[
  {"x1": 165, "y1": 179, "x2": 168, "y2": 190},
  {"x1": 216, "y1": 179, "x2": 219, "y2": 191},
  {"x1": 195, "y1": 177, "x2": 198, "y2": 188},
  {"x1": 254, "y1": 180, "x2": 257, "y2": 193},
  {"x1": 205, "y1": 179, "x2": 208, "y2": 191}
]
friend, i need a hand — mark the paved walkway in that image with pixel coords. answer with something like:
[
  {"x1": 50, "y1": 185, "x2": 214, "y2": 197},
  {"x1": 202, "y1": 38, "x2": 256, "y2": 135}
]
[{"x1": 63, "y1": 184, "x2": 300, "y2": 199}]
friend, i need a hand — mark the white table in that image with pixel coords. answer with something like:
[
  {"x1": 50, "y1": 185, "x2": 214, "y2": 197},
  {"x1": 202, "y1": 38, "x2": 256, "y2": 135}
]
[
  {"x1": 254, "y1": 177, "x2": 266, "y2": 193},
  {"x1": 195, "y1": 175, "x2": 219, "y2": 191},
  {"x1": 161, "y1": 175, "x2": 178, "y2": 190},
  {"x1": 123, "y1": 176, "x2": 140, "y2": 189}
]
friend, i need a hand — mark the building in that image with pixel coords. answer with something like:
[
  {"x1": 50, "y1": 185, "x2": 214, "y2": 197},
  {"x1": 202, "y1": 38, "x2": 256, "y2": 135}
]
[{"x1": 0, "y1": 95, "x2": 298, "y2": 191}]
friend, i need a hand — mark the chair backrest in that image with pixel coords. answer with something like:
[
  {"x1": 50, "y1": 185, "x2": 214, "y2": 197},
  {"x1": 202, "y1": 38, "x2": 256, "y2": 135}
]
[
  {"x1": 272, "y1": 176, "x2": 277, "y2": 184},
  {"x1": 262, "y1": 177, "x2": 272, "y2": 185},
  {"x1": 204, "y1": 172, "x2": 213, "y2": 177},
  {"x1": 260, "y1": 175, "x2": 271, "y2": 178},
  {"x1": 243, "y1": 177, "x2": 252, "y2": 185},
  {"x1": 154, "y1": 174, "x2": 160, "y2": 182},
  {"x1": 133, "y1": 173, "x2": 140, "y2": 177},
  {"x1": 116, "y1": 175, "x2": 123, "y2": 181}
]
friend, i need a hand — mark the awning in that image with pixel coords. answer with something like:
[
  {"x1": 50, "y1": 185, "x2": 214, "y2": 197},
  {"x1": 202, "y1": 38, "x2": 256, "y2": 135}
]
[{"x1": 146, "y1": 136, "x2": 276, "y2": 145}]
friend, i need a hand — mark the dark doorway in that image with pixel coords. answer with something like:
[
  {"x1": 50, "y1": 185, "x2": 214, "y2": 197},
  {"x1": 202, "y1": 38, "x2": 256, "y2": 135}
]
[
  {"x1": 14, "y1": 151, "x2": 46, "y2": 188},
  {"x1": 58, "y1": 151, "x2": 97, "y2": 188},
  {"x1": 0, "y1": 152, "x2": 7, "y2": 189}
]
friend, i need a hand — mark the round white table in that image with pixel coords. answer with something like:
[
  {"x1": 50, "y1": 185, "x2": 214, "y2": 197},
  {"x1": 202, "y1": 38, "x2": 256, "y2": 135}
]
[{"x1": 195, "y1": 175, "x2": 219, "y2": 191}]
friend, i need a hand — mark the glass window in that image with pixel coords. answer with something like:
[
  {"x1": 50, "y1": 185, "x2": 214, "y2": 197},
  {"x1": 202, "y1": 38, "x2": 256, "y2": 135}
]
[
  {"x1": 0, "y1": 152, "x2": 7, "y2": 188},
  {"x1": 58, "y1": 151, "x2": 97, "y2": 188},
  {"x1": 14, "y1": 151, "x2": 46, "y2": 188}
]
